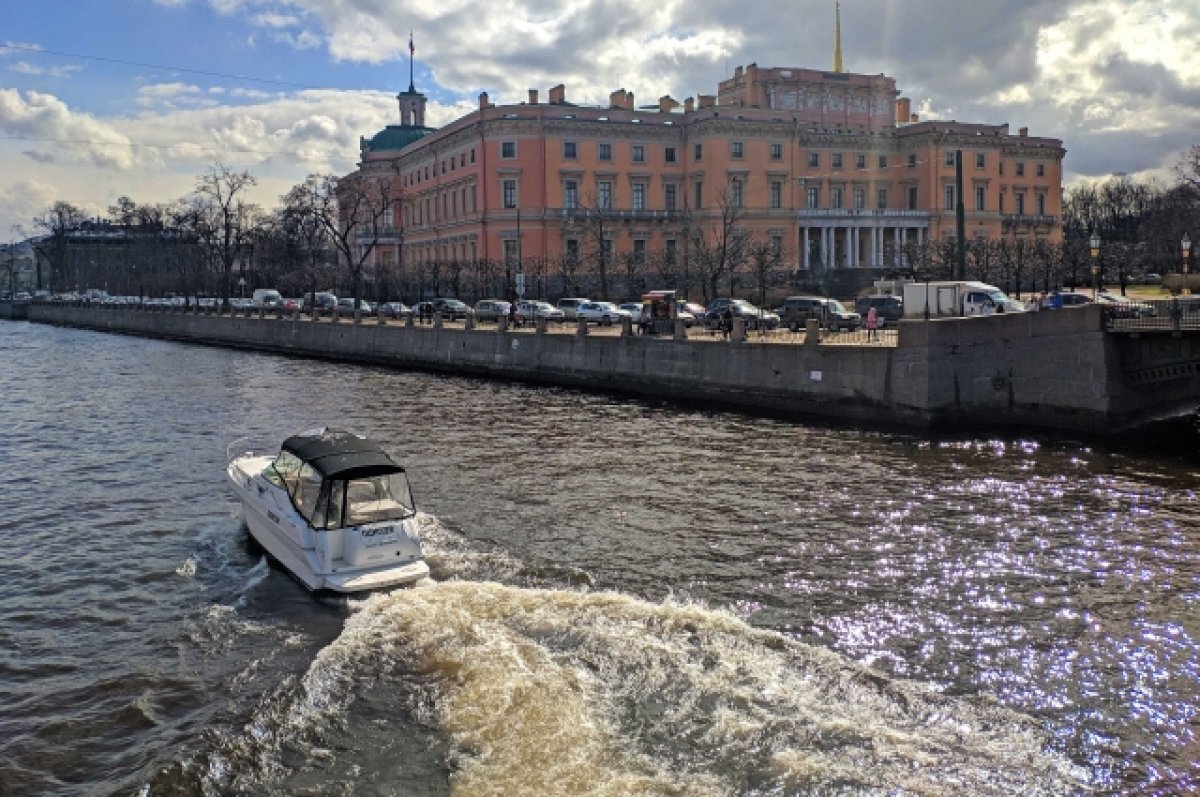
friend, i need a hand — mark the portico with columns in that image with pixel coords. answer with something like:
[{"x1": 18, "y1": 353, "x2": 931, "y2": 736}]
[{"x1": 798, "y1": 212, "x2": 930, "y2": 271}]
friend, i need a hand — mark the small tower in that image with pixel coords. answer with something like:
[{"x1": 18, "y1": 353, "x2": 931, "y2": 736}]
[
  {"x1": 397, "y1": 32, "x2": 427, "y2": 127},
  {"x1": 832, "y1": 0, "x2": 844, "y2": 73}
]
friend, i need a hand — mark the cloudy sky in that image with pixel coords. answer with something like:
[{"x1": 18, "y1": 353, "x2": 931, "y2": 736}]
[{"x1": 1, "y1": 0, "x2": 1197, "y2": 236}]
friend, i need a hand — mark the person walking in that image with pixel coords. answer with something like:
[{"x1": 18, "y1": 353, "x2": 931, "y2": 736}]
[
  {"x1": 721, "y1": 306, "x2": 734, "y2": 340},
  {"x1": 866, "y1": 306, "x2": 879, "y2": 341}
]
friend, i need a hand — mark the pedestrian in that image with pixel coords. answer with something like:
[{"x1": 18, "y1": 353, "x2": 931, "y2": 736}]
[
  {"x1": 866, "y1": 306, "x2": 879, "y2": 341},
  {"x1": 721, "y1": 306, "x2": 734, "y2": 340}
]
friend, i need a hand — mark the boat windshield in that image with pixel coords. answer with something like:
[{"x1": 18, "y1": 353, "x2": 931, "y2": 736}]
[{"x1": 331, "y1": 471, "x2": 416, "y2": 528}]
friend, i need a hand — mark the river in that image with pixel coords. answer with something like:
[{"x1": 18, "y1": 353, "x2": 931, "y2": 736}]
[{"x1": 1, "y1": 320, "x2": 1198, "y2": 796}]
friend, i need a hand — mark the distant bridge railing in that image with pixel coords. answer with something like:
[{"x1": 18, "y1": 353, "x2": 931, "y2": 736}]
[{"x1": 1101, "y1": 296, "x2": 1200, "y2": 332}]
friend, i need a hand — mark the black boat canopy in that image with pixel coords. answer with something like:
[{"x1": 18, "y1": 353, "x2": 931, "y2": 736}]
[{"x1": 281, "y1": 428, "x2": 405, "y2": 480}]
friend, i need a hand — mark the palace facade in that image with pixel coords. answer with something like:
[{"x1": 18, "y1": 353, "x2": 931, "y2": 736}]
[{"x1": 354, "y1": 59, "x2": 1064, "y2": 284}]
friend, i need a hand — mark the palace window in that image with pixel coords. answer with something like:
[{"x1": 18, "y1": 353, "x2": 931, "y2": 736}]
[
  {"x1": 503, "y1": 179, "x2": 517, "y2": 208},
  {"x1": 563, "y1": 141, "x2": 577, "y2": 159},
  {"x1": 806, "y1": 187, "x2": 820, "y2": 209},
  {"x1": 665, "y1": 183, "x2": 677, "y2": 211},
  {"x1": 1036, "y1": 163, "x2": 1045, "y2": 177},
  {"x1": 944, "y1": 185, "x2": 955, "y2": 210},
  {"x1": 831, "y1": 187, "x2": 843, "y2": 209},
  {"x1": 564, "y1": 180, "x2": 578, "y2": 209},
  {"x1": 808, "y1": 152, "x2": 820, "y2": 168},
  {"x1": 730, "y1": 178, "x2": 744, "y2": 207},
  {"x1": 832, "y1": 152, "x2": 843, "y2": 169},
  {"x1": 976, "y1": 153, "x2": 986, "y2": 169},
  {"x1": 598, "y1": 142, "x2": 612, "y2": 161},
  {"x1": 598, "y1": 181, "x2": 613, "y2": 209},
  {"x1": 731, "y1": 141, "x2": 744, "y2": 159},
  {"x1": 694, "y1": 180, "x2": 703, "y2": 208},
  {"x1": 877, "y1": 188, "x2": 888, "y2": 209},
  {"x1": 907, "y1": 153, "x2": 917, "y2": 168},
  {"x1": 854, "y1": 187, "x2": 865, "y2": 209},
  {"x1": 501, "y1": 141, "x2": 516, "y2": 159},
  {"x1": 878, "y1": 154, "x2": 888, "y2": 169},
  {"x1": 1016, "y1": 162, "x2": 1026, "y2": 177},
  {"x1": 632, "y1": 144, "x2": 645, "y2": 163},
  {"x1": 633, "y1": 238, "x2": 647, "y2": 265},
  {"x1": 770, "y1": 181, "x2": 782, "y2": 209},
  {"x1": 907, "y1": 186, "x2": 918, "y2": 209},
  {"x1": 945, "y1": 150, "x2": 956, "y2": 167},
  {"x1": 694, "y1": 143, "x2": 702, "y2": 160},
  {"x1": 1037, "y1": 193, "x2": 1046, "y2": 216},
  {"x1": 975, "y1": 185, "x2": 986, "y2": 211},
  {"x1": 855, "y1": 153, "x2": 866, "y2": 170},
  {"x1": 665, "y1": 146, "x2": 677, "y2": 163},
  {"x1": 632, "y1": 183, "x2": 646, "y2": 210},
  {"x1": 770, "y1": 143, "x2": 783, "y2": 160}
]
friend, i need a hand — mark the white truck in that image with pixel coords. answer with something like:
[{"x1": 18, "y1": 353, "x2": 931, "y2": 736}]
[{"x1": 901, "y1": 281, "x2": 1025, "y2": 318}]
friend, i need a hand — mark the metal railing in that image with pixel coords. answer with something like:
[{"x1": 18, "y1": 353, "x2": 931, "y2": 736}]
[{"x1": 1102, "y1": 297, "x2": 1200, "y2": 332}]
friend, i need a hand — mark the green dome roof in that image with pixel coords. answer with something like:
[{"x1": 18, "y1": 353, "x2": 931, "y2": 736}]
[{"x1": 365, "y1": 124, "x2": 434, "y2": 153}]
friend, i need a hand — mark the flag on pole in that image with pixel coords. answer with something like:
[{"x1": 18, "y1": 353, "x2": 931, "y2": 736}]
[{"x1": 409, "y1": 32, "x2": 414, "y2": 55}]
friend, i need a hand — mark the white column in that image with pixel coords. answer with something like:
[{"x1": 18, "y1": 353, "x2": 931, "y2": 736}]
[{"x1": 801, "y1": 227, "x2": 809, "y2": 270}]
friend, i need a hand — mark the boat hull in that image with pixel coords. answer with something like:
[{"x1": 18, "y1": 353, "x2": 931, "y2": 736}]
[{"x1": 227, "y1": 456, "x2": 429, "y2": 593}]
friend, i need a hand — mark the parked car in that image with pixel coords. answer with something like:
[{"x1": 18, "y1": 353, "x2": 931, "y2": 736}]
[
  {"x1": 618, "y1": 302, "x2": 643, "y2": 320},
  {"x1": 576, "y1": 301, "x2": 631, "y2": 326},
  {"x1": 853, "y1": 295, "x2": 903, "y2": 328},
  {"x1": 778, "y1": 295, "x2": 861, "y2": 332},
  {"x1": 1041, "y1": 291, "x2": 1092, "y2": 309},
  {"x1": 1095, "y1": 292, "x2": 1156, "y2": 318},
  {"x1": 517, "y1": 299, "x2": 565, "y2": 322},
  {"x1": 430, "y1": 297, "x2": 473, "y2": 320},
  {"x1": 704, "y1": 299, "x2": 781, "y2": 330},
  {"x1": 251, "y1": 288, "x2": 283, "y2": 309},
  {"x1": 556, "y1": 297, "x2": 590, "y2": 320},
  {"x1": 473, "y1": 299, "x2": 512, "y2": 323},
  {"x1": 377, "y1": 301, "x2": 411, "y2": 319},
  {"x1": 336, "y1": 297, "x2": 373, "y2": 315},
  {"x1": 301, "y1": 291, "x2": 338, "y2": 313},
  {"x1": 677, "y1": 301, "x2": 706, "y2": 327},
  {"x1": 282, "y1": 297, "x2": 301, "y2": 312}
]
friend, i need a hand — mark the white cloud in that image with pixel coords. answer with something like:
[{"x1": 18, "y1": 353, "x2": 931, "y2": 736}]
[{"x1": 0, "y1": 90, "x2": 137, "y2": 170}]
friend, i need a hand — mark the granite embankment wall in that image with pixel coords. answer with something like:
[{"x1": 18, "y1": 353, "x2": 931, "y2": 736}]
[{"x1": 14, "y1": 302, "x2": 1161, "y2": 433}]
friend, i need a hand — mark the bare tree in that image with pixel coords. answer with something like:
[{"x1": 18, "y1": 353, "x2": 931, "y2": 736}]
[
  {"x1": 295, "y1": 173, "x2": 394, "y2": 309},
  {"x1": 689, "y1": 189, "x2": 748, "y2": 301},
  {"x1": 33, "y1": 201, "x2": 88, "y2": 292},
  {"x1": 747, "y1": 236, "x2": 782, "y2": 309},
  {"x1": 194, "y1": 162, "x2": 258, "y2": 305}
]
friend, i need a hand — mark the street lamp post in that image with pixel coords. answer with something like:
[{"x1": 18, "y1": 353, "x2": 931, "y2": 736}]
[
  {"x1": 1183, "y1": 233, "x2": 1192, "y2": 296},
  {"x1": 1089, "y1": 232, "x2": 1102, "y2": 300}
]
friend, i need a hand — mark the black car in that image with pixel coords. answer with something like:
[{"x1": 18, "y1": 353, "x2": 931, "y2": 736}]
[
  {"x1": 853, "y1": 295, "x2": 903, "y2": 328},
  {"x1": 703, "y1": 299, "x2": 781, "y2": 330},
  {"x1": 300, "y1": 291, "x2": 337, "y2": 313},
  {"x1": 430, "y1": 298, "x2": 473, "y2": 320}
]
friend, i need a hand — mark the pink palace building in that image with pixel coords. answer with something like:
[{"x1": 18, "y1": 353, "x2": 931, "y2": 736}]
[{"x1": 353, "y1": 21, "x2": 1064, "y2": 286}]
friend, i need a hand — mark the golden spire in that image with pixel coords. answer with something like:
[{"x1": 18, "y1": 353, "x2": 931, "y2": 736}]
[{"x1": 833, "y1": 0, "x2": 844, "y2": 73}]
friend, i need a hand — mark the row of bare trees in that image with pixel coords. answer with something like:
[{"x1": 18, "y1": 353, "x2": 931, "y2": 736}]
[{"x1": 22, "y1": 145, "x2": 1200, "y2": 304}]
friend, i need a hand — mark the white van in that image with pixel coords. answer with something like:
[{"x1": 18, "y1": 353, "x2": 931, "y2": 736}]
[{"x1": 251, "y1": 288, "x2": 283, "y2": 309}]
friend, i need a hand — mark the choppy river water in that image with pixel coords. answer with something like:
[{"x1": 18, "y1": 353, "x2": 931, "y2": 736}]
[{"x1": 2, "y1": 320, "x2": 1199, "y2": 796}]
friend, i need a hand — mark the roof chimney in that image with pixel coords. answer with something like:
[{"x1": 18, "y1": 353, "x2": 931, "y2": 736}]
[
  {"x1": 896, "y1": 97, "x2": 911, "y2": 125},
  {"x1": 478, "y1": 92, "x2": 490, "y2": 111},
  {"x1": 697, "y1": 94, "x2": 715, "y2": 109},
  {"x1": 658, "y1": 95, "x2": 680, "y2": 113},
  {"x1": 684, "y1": 96, "x2": 695, "y2": 113},
  {"x1": 625, "y1": 91, "x2": 635, "y2": 111},
  {"x1": 910, "y1": 113, "x2": 919, "y2": 123},
  {"x1": 548, "y1": 84, "x2": 565, "y2": 104},
  {"x1": 528, "y1": 89, "x2": 538, "y2": 105},
  {"x1": 1019, "y1": 126, "x2": 1028, "y2": 137}
]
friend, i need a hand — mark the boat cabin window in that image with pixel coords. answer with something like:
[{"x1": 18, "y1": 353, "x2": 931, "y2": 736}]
[
  {"x1": 313, "y1": 473, "x2": 416, "y2": 528},
  {"x1": 269, "y1": 451, "x2": 304, "y2": 494},
  {"x1": 293, "y1": 463, "x2": 328, "y2": 527}
]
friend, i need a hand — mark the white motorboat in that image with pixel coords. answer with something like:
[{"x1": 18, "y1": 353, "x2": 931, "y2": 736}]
[{"x1": 226, "y1": 427, "x2": 429, "y2": 592}]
